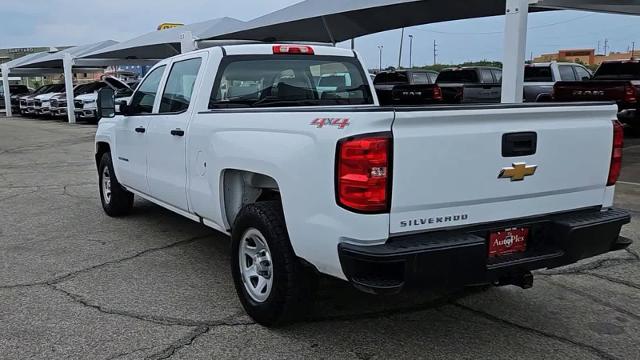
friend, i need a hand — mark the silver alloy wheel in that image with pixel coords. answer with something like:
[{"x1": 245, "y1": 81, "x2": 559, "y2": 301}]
[
  {"x1": 102, "y1": 166, "x2": 112, "y2": 205},
  {"x1": 239, "y1": 228, "x2": 273, "y2": 302}
]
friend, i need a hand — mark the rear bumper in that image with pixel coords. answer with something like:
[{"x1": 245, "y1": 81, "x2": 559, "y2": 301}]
[{"x1": 338, "y1": 208, "x2": 631, "y2": 294}]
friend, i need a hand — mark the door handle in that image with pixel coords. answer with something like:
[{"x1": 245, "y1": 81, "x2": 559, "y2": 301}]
[
  {"x1": 135, "y1": 127, "x2": 146, "y2": 133},
  {"x1": 170, "y1": 129, "x2": 185, "y2": 137}
]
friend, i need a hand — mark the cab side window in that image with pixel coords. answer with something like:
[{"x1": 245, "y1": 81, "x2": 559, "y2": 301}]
[
  {"x1": 159, "y1": 58, "x2": 203, "y2": 114},
  {"x1": 558, "y1": 65, "x2": 577, "y2": 81},
  {"x1": 129, "y1": 65, "x2": 166, "y2": 115},
  {"x1": 480, "y1": 69, "x2": 494, "y2": 83},
  {"x1": 574, "y1": 66, "x2": 591, "y2": 81}
]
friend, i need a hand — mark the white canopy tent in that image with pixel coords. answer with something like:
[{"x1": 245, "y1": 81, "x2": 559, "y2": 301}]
[
  {"x1": 9, "y1": 40, "x2": 158, "y2": 123},
  {"x1": 202, "y1": 0, "x2": 640, "y2": 103},
  {"x1": 1, "y1": 50, "x2": 58, "y2": 115},
  {"x1": 82, "y1": 17, "x2": 245, "y2": 60}
]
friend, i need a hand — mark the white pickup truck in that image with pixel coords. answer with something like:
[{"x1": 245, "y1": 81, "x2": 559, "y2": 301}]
[{"x1": 94, "y1": 44, "x2": 631, "y2": 326}]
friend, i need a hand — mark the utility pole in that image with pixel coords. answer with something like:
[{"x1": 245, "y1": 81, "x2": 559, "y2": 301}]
[
  {"x1": 597, "y1": 40, "x2": 601, "y2": 54},
  {"x1": 378, "y1": 45, "x2": 384, "y2": 72},
  {"x1": 398, "y1": 28, "x2": 405, "y2": 69},
  {"x1": 433, "y1": 40, "x2": 438, "y2": 65},
  {"x1": 632, "y1": 41, "x2": 636, "y2": 58},
  {"x1": 604, "y1": 38, "x2": 609, "y2": 56},
  {"x1": 408, "y1": 34, "x2": 414, "y2": 68}
]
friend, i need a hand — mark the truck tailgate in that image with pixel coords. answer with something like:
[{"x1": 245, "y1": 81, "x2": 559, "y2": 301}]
[
  {"x1": 554, "y1": 80, "x2": 629, "y2": 102},
  {"x1": 389, "y1": 104, "x2": 617, "y2": 234}
]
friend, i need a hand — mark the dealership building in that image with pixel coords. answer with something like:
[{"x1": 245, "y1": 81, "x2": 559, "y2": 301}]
[{"x1": 534, "y1": 48, "x2": 638, "y2": 66}]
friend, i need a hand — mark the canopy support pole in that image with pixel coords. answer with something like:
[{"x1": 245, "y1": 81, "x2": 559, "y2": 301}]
[
  {"x1": 180, "y1": 31, "x2": 197, "y2": 53},
  {"x1": 501, "y1": 0, "x2": 535, "y2": 103},
  {"x1": 321, "y1": 16, "x2": 336, "y2": 46},
  {"x1": 63, "y1": 53, "x2": 76, "y2": 124},
  {"x1": 1, "y1": 64, "x2": 12, "y2": 117}
]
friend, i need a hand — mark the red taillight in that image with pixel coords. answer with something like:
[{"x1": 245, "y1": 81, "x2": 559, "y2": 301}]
[
  {"x1": 336, "y1": 133, "x2": 392, "y2": 213},
  {"x1": 624, "y1": 84, "x2": 637, "y2": 103},
  {"x1": 272, "y1": 44, "x2": 314, "y2": 55},
  {"x1": 607, "y1": 120, "x2": 624, "y2": 186},
  {"x1": 432, "y1": 85, "x2": 443, "y2": 101}
]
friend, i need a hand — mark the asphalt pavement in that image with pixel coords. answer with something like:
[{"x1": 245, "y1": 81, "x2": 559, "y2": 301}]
[{"x1": 1, "y1": 117, "x2": 639, "y2": 360}]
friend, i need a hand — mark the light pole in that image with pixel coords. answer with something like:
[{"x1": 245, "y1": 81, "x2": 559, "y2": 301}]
[
  {"x1": 378, "y1": 45, "x2": 384, "y2": 72},
  {"x1": 408, "y1": 34, "x2": 414, "y2": 69}
]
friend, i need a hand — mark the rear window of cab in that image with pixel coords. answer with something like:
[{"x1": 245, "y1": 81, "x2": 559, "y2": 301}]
[{"x1": 209, "y1": 55, "x2": 373, "y2": 108}]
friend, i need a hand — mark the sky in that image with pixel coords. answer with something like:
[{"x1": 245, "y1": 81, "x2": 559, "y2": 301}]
[{"x1": 1, "y1": 0, "x2": 639, "y2": 69}]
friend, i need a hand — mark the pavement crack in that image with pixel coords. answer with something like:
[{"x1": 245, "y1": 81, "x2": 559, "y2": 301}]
[
  {"x1": 145, "y1": 325, "x2": 210, "y2": 360},
  {"x1": 452, "y1": 303, "x2": 620, "y2": 360},
  {"x1": 49, "y1": 234, "x2": 210, "y2": 285},
  {"x1": 105, "y1": 346, "x2": 155, "y2": 360},
  {"x1": 48, "y1": 283, "x2": 253, "y2": 328},
  {"x1": 584, "y1": 272, "x2": 640, "y2": 291},
  {"x1": 0, "y1": 234, "x2": 209, "y2": 290},
  {"x1": 538, "y1": 256, "x2": 638, "y2": 276},
  {"x1": 542, "y1": 277, "x2": 640, "y2": 321}
]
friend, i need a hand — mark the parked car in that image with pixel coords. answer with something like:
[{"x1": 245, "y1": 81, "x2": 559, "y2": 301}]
[
  {"x1": 21, "y1": 84, "x2": 65, "y2": 116},
  {"x1": 553, "y1": 60, "x2": 640, "y2": 131},
  {"x1": 94, "y1": 43, "x2": 630, "y2": 326},
  {"x1": 0, "y1": 85, "x2": 30, "y2": 112},
  {"x1": 436, "y1": 66, "x2": 502, "y2": 103},
  {"x1": 49, "y1": 83, "x2": 106, "y2": 117},
  {"x1": 19, "y1": 85, "x2": 52, "y2": 115},
  {"x1": 523, "y1": 62, "x2": 592, "y2": 102},
  {"x1": 33, "y1": 84, "x2": 67, "y2": 116},
  {"x1": 373, "y1": 69, "x2": 442, "y2": 105},
  {"x1": 75, "y1": 77, "x2": 131, "y2": 121}
]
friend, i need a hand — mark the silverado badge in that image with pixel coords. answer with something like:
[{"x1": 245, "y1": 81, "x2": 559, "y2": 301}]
[{"x1": 499, "y1": 162, "x2": 537, "y2": 181}]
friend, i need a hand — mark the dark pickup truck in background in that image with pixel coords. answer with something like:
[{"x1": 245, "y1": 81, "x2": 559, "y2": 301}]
[
  {"x1": 0, "y1": 84, "x2": 30, "y2": 112},
  {"x1": 553, "y1": 60, "x2": 640, "y2": 131},
  {"x1": 436, "y1": 66, "x2": 502, "y2": 103},
  {"x1": 373, "y1": 70, "x2": 442, "y2": 105}
]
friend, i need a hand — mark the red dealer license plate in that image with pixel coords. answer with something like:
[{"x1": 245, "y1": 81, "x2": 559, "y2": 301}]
[{"x1": 488, "y1": 227, "x2": 529, "y2": 257}]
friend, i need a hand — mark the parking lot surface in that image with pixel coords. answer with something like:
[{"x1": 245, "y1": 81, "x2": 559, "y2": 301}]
[{"x1": 1, "y1": 117, "x2": 639, "y2": 360}]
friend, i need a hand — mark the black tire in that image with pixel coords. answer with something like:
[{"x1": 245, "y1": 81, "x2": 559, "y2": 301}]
[
  {"x1": 98, "y1": 152, "x2": 134, "y2": 217},
  {"x1": 231, "y1": 201, "x2": 316, "y2": 326}
]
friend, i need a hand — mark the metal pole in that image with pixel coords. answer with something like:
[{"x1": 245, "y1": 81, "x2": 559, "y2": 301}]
[
  {"x1": 501, "y1": 0, "x2": 531, "y2": 104},
  {"x1": 1, "y1": 64, "x2": 12, "y2": 117},
  {"x1": 398, "y1": 28, "x2": 404, "y2": 69},
  {"x1": 433, "y1": 40, "x2": 437, "y2": 65},
  {"x1": 180, "y1": 31, "x2": 197, "y2": 53},
  {"x1": 632, "y1": 42, "x2": 636, "y2": 58},
  {"x1": 63, "y1": 53, "x2": 76, "y2": 124},
  {"x1": 378, "y1": 45, "x2": 383, "y2": 72},
  {"x1": 408, "y1": 35, "x2": 414, "y2": 68}
]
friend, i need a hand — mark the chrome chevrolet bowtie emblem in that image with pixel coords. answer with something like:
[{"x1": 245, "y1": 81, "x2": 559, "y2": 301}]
[{"x1": 499, "y1": 162, "x2": 537, "y2": 181}]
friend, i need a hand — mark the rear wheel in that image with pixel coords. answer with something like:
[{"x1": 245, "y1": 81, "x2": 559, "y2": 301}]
[
  {"x1": 98, "y1": 152, "x2": 134, "y2": 217},
  {"x1": 231, "y1": 201, "x2": 316, "y2": 326}
]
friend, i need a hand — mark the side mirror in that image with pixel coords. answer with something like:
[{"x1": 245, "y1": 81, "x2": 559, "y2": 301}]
[{"x1": 97, "y1": 88, "x2": 115, "y2": 120}]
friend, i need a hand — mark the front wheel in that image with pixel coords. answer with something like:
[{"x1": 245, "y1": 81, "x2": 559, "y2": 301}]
[
  {"x1": 98, "y1": 152, "x2": 134, "y2": 217},
  {"x1": 231, "y1": 201, "x2": 316, "y2": 326}
]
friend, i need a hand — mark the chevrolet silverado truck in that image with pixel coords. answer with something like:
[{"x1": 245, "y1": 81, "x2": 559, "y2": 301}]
[
  {"x1": 524, "y1": 62, "x2": 592, "y2": 102},
  {"x1": 436, "y1": 66, "x2": 502, "y2": 103},
  {"x1": 94, "y1": 44, "x2": 631, "y2": 326},
  {"x1": 553, "y1": 60, "x2": 640, "y2": 132},
  {"x1": 373, "y1": 69, "x2": 442, "y2": 105}
]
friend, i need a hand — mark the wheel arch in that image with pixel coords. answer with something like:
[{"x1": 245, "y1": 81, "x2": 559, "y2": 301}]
[
  {"x1": 221, "y1": 169, "x2": 282, "y2": 230},
  {"x1": 95, "y1": 141, "x2": 111, "y2": 170}
]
